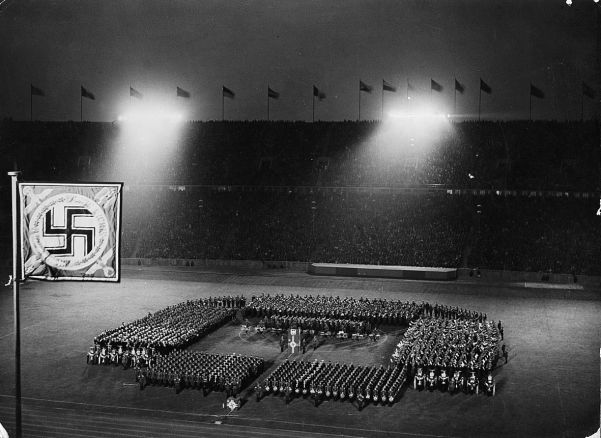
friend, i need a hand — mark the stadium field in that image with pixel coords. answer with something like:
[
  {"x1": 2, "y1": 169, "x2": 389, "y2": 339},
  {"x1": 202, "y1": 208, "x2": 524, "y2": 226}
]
[{"x1": 0, "y1": 266, "x2": 599, "y2": 438}]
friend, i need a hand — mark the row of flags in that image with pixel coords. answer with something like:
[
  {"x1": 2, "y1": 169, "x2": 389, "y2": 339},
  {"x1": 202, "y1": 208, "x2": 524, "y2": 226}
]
[{"x1": 29, "y1": 79, "x2": 597, "y2": 102}]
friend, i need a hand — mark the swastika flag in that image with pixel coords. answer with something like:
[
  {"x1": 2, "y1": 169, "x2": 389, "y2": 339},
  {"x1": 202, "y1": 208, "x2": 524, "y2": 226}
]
[{"x1": 19, "y1": 183, "x2": 122, "y2": 282}]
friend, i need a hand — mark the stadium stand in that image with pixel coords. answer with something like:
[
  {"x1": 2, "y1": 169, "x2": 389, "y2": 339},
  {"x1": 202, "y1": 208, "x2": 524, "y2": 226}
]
[{"x1": 0, "y1": 120, "x2": 599, "y2": 274}]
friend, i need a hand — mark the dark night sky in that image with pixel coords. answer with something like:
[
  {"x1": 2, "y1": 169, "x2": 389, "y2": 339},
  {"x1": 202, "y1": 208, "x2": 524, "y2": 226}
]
[{"x1": 0, "y1": 0, "x2": 598, "y2": 122}]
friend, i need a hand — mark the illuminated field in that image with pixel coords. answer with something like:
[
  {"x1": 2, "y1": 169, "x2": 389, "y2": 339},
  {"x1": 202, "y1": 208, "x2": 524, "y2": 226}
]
[{"x1": 0, "y1": 266, "x2": 598, "y2": 437}]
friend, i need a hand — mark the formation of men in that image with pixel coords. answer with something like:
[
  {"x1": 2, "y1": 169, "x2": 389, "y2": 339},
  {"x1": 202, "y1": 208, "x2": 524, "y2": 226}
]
[
  {"x1": 87, "y1": 344, "x2": 154, "y2": 369},
  {"x1": 392, "y1": 317, "x2": 501, "y2": 382},
  {"x1": 245, "y1": 294, "x2": 426, "y2": 326},
  {"x1": 87, "y1": 293, "x2": 503, "y2": 403},
  {"x1": 138, "y1": 350, "x2": 264, "y2": 396},
  {"x1": 93, "y1": 299, "x2": 236, "y2": 354},
  {"x1": 256, "y1": 359, "x2": 407, "y2": 409},
  {"x1": 261, "y1": 315, "x2": 367, "y2": 337}
]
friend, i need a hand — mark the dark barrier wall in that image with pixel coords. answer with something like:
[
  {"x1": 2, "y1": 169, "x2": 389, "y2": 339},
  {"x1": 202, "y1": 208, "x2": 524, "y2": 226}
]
[{"x1": 309, "y1": 263, "x2": 457, "y2": 281}]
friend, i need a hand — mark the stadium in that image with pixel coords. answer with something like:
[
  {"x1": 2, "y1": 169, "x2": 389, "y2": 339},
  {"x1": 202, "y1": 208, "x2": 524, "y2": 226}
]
[{"x1": 0, "y1": 1, "x2": 600, "y2": 438}]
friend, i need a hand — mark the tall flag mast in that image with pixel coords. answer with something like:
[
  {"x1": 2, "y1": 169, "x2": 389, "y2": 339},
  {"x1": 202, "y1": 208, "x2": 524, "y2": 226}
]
[
  {"x1": 7, "y1": 173, "x2": 122, "y2": 438},
  {"x1": 479, "y1": 79, "x2": 492, "y2": 121},
  {"x1": 312, "y1": 85, "x2": 325, "y2": 122},
  {"x1": 80, "y1": 85, "x2": 95, "y2": 122},
  {"x1": 582, "y1": 82, "x2": 595, "y2": 121},
  {"x1": 454, "y1": 79, "x2": 465, "y2": 115},
  {"x1": 529, "y1": 84, "x2": 545, "y2": 121},
  {"x1": 222, "y1": 86, "x2": 235, "y2": 121},
  {"x1": 30, "y1": 84, "x2": 44, "y2": 121},
  {"x1": 359, "y1": 80, "x2": 372, "y2": 121},
  {"x1": 382, "y1": 80, "x2": 397, "y2": 120},
  {"x1": 267, "y1": 86, "x2": 279, "y2": 121}
]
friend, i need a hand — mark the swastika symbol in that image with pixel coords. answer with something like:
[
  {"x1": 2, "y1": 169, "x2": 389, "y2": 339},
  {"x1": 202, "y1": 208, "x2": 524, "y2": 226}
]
[{"x1": 44, "y1": 207, "x2": 94, "y2": 256}]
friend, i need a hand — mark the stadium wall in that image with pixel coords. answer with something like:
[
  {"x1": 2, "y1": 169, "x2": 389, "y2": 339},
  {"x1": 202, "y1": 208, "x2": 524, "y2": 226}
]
[
  {"x1": 121, "y1": 258, "x2": 309, "y2": 272},
  {"x1": 308, "y1": 263, "x2": 457, "y2": 281},
  {"x1": 457, "y1": 268, "x2": 600, "y2": 287},
  {"x1": 120, "y1": 258, "x2": 601, "y2": 287}
]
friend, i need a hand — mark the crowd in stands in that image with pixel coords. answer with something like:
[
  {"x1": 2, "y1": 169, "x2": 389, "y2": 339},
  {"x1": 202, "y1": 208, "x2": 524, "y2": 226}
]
[
  {"x1": 123, "y1": 190, "x2": 471, "y2": 267},
  {"x1": 1, "y1": 120, "x2": 597, "y2": 190},
  {"x1": 1, "y1": 120, "x2": 599, "y2": 275},
  {"x1": 118, "y1": 187, "x2": 600, "y2": 274},
  {"x1": 469, "y1": 197, "x2": 601, "y2": 274}
]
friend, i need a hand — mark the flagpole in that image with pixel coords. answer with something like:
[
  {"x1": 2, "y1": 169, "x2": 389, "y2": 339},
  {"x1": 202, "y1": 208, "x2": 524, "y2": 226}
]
[
  {"x1": 381, "y1": 81, "x2": 384, "y2": 121},
  {"x1": 454, "y1": 84, "x2": 457, "y2": 115},
  {"x1": 478, "y1": 87, "x2": 482, "y2": 122},
  {"x1": 358, "y1": 81, "x2": 361, "y2": 121},
  {"x1": 8, "y1": 170, "x2": 22, "y2": 438}
]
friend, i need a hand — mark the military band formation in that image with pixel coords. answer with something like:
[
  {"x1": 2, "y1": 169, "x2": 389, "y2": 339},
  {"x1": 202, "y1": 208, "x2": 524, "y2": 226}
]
[{"x1": 87, "y1": 294, "x2": 503, "y2": 404}]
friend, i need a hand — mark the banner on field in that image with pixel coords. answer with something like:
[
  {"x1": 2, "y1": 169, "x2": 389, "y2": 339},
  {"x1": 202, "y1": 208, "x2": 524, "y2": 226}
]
[
  {"x1": 288, "y1": 327, "x2": 302, "y2": 355},
  {"x1": 19, "y1": 182, "x2": 122, "y2": 281}
]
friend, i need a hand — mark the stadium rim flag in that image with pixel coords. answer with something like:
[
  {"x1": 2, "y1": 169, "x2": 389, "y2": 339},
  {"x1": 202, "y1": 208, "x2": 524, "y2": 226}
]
[
  {"x1": 223, "y1": 85, "x2": 235, "y2": 98},
  {"x1": 431, "y1": 79, "x2": 443, "y2": 92},
  {"x1": 530, "y1": 84, "x2": 545, "y2": 99},
  {"x1": 176, "y1": 86, "x2": 190, "y2": 98},
  {"x1": 454, "y1": 79, "x2": 465, "y2": 94},
  {"x1": 360, "y1": 80, "x2": 373, "y2": 93},
  {"x1": 268, "y1": 87, "x2": 279, "y2": 99},
  {"x1": 383, "y1": 80, "x2": 396, "y2": 92},
  {"x1": 19, "y1": 182, "x2": 123, "y2": 282},
  {"x1": 313, "y1": 85, "x2": 326, "y2": 100},
  {"x1": 480, "y1": 79, "x2": 492, "y2": 94},
  {"x1": 31, "y1": 84, "x2": 45, "y2": 96},
  {"x1": 81, "y1": 86, "x2": 95, "y2": 100},
  {"x1": 130, "y1": 86, "x2": 143, "y2": 99}
]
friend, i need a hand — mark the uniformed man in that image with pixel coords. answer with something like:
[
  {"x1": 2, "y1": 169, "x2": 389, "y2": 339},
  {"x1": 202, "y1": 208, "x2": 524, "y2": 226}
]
[
  {"x1": 356, "y1": 390, "x2": 365, "y2": 411},
  {"x1": 255, "y1": 381, "x2": 264, "y2": 402},
  {"x1": 484, "y1": 372, "x2": 495, "y2": 396},
  {"x1": 312, "y1": 335, "x2": 319, "y2": 351},
  {"x1": 86, "y1": 347, "x2": 95, "y2": 364}
]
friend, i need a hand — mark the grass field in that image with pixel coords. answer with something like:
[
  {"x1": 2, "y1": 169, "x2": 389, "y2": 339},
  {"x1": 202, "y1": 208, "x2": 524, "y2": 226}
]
[{"x1": 0, "y1": 266, "x2": 599, "y2": 438}]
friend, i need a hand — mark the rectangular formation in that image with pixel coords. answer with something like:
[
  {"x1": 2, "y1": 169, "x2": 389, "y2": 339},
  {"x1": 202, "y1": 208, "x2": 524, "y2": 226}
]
[
  {"x1": 309, "y1": 263, "x2": 457, "y2": 280},
  {"x1": 87, "y1": 294, "x2": 502, "y2": 403},
  {"x1": 138, "y1": 350, "x2": 264, "y2": 395}
]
